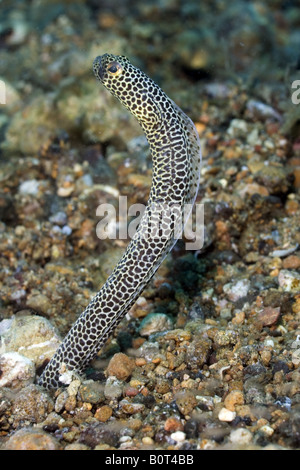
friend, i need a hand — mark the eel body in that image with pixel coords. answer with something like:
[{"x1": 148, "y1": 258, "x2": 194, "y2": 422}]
[{"x1": 38, "y1": 54, "x2": 201, "y2": 389}]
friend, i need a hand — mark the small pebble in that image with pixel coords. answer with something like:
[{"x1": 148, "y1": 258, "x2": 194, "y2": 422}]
[
  {"x1": 26, "y1": 293, "x2": 52, "y2": 315},
  {"x1": 79, "y1": 380, "x2": 105, "y2": 404},
  {"x1": 124, "y1": 385, "x2": 139, "y2": 397},
  {"x1": 139, "y1": 313, "x2": 173, "y2": 337},
  {"x1": 175, "y1": 391, "x2": 197, "y2": 415},
  {"x1": 0, "y1": 352, "x2": 35, "y2": 390},
  {"x1": 119, "y1": 435, "x2": 132, "y2": 443},
  {"x1": 185, "y1": 335, "x2": 212, "y2": 370},
  {"x1": 49, "y1": 211, "x2": 68, "y2": 226},
  {"x1": 164, "y1": 417, "x2": 184, "y2": 432},
  {"x1": 229, "y1": 428, "x2": 253, "y2": 445},
  {"x1": 64, "y1": 443, "x2": 90, "y2": 451},
  {"x1": 18, "y1": 179, "x2": 40, "y2": 195},
  {"x1": 246, "y1": 99, "x2": 282, "y2": 122},
  {"x1": 67, "y1": 379, "x2": 81, "y2": 397},
  {"x1": 106, "y1": 353, "x2": 135, "y2": 381},
  {"x1": 257, "y1": 307, "x2": 281, "y2": 326},
  {"x1": 224, "y1": 390, "x2": 244, "y2": 411},
  {"x1": 95, "y1": 405, "x2": 113, "y2": 422},
  {"x1": 104, "y1": 376, "x2": 123, "y2": 400},
  {"x1": 55, "y1": 390, "x2": 69, "y2": 413},
  {"x1": 170, "y1": 431, "x2": 186, "y2": 442},
  {"x1": 278, "y1": 270, "x2": 300, "y2": 293},
  {"x1": 11, "y1": 384, "x2": 54, "y2": 427},
  {"x1": 4, "y1": 428, "x2": 60, "y2": 450},
  {"x1": 119, "y1": 399, "x2": 145, "y2": 414},
  {"x1": 64, "y1": 395, "x2": 77, "y2": 412},
  {"x1": 142, "y1": 437, "x2": 154, "y2": 445},
  {"x1": 57, "y1": 185, "x2": 75, "y2": 197},
  {"x1": 135, "y1": 357, "x2": 146, "y2": 366},
  {"x1": 196, "y1": 395, "x2": 214, "y2": 411},
  {"x1": 0, "y1": 315, "x2": 61, "y2": 369},
  {"x1": 218, "y1": 407, "x2": 236, "y2": 422},
  {"x1": 259, "y1": 425, "x2": 274, "y2": 436},
  {"x1": 164, "y1": 329, "x2": 192, "y2": 342},
  {"x1": 214, "y1": 329, "x2": 239, "y2": 348},
  {"x1": 283, "y1": 255, "x2": 300, "y2": 269},
  {"x1": 227, "y1": 119, "x2": 248, "y2": 136},
  {"x1": 292, "y1": 349, "x2": 300, "y2": 366},
  {"x1": 223, "y1": 279, "x2": 250, "y2": 302}
]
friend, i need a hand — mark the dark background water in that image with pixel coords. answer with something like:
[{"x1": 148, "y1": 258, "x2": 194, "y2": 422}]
[{"x1": 0, "y1": 0, "x2": 299, "y2": 155}]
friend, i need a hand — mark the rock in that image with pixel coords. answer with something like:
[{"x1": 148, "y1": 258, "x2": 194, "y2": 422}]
[
  {"x1": 164, "y1": 417, "x2": 184, "y2": 432},
  {"x1": 246, "y1": 99, "x2": 282, "y2": 122},
  {"x1": 257, "y1": 306, "x2": 281, "y2": 326},
  {"x1": 292, "y1": 349, "x2": 300, "y2": 366},
  {"x1": 141, "y1": 436, "x2": 154, "y2": 445},
  {"x1": 196, "y1": 395, "x2": 214, "y2": 411},
  {"x1": 26, "y1": 294, "x2": 52, "y2": 316},
  {"x1": 57, "y1": 185, "x2": 75, "y2": 197},
  {"x1": 271, "y1": 246, "x2": 299, "y2": 258},
  {"x1": 283, "y1": 255, "x2": 300, "y2": 269},
  {"x1": 67, "y1": 379, "x2": 81, "y2": 397},
  {"x1": 95, "y1": 405, "x2": 113, "y2": 422},
  {"x1": 104, "y1": 376, "x2": 123, "y2": 400},
  {"x1": 3, "y1": 427, "x2": 60, "y2": 450},
  {"x1": 119, "y1": 399, "x2": 145, "y2": 414},
  {"x1": 0, "y1": 315, "x2": 61, "y2": 369},
  {"x1": 164, "y1": 329, "x2": 192, "y2": 342},
  {"x1": 227, "y1": 119, "x2": 248, "y2": 137},
  {"x1": 170, "y1": 431, "x2": 186, "y2": 442},
  {"x1": 213, "y1": 329, "x2": 240, "y2": 348},
  {"x1": 78, "y1": 380, "x2": 105, "y2": 404},
  {"x1": 175, "y1": 390, "x2": 197, "y2": 416},
  {"x1": 0, "y1": 388, "x2": 12, "y2": 423},
  {"x1": 64, "y1": 443, "x2": 90, "y2": 450},
  {"x1": 224, "y1": 390, "x2": 245, "y2": 411},
  {"x1": 0, "y1": 193, "x2": 14, "y2": 222},
  {"x1": 11, "y1": 384, "x2": 54, "y2": 427},
  {"x1": 136, "y1": 341, "x2": 162, "y2": 362},
  {"x1": 278, "y1": 270, "x2": 300, "y2": 293},
  {"x1": 184, "y1": 419, "x2": 198, "y2": 439},
  {"x1": 185, "y1": 334, "x2": 212, "y2": 370},
  {"x1": 124, "y1": 385, "x2": 140, "y2": 397},
  {"x1": 223, "y1": 279, "x2": 250, "y2": 302},
  {"x1": 0, "y1": 352, "x2": 35, "y2": 390},
  {"x1": 139, "y1": 313, "x2": 173, "y2": 337},
  {"x1": 155, "y1": 379, "x2": 171, "y2": 394},
  {"x1": 218, "y1": 407, "x2": 236, "y2": 422},
  {"x1": 229, "y1": 428, "x2": 253, "y2": 445},
  {"x1": 18, "y1": 179, "x2": 41, "y2": 196},
  {"x1": 259, "y1": 425, "x2": 274, "y2": 437},
  {"x1": 79, "y1": 422, "x2": 119, "y2": 448},
  {"x1": 64, "y1": 394, "x2": 77, "y2": 412},
  {"x1": 54, "y1": 389, "x2": 69, "y2": 413},
  {"x1": 49, "y1": 211, "x2": 68, "y2": 226},
  {"x1": 253, "y1": 164, "x2": 293, "y2": 194},
  {"x1": 106, "y1": 353, "x2": 135, "y2": 381},
  {"x1": 237, "y1": 182, "x2": 269, "y2": 198}
]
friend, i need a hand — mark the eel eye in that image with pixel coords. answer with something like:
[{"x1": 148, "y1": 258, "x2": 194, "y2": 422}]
[{"x1": 107, "y1": 61, "x2": 123, "y2": 77}]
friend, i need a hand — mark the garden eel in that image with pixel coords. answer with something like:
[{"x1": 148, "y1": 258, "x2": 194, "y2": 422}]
[{"x1": 38, "y1": 53, "x2": 201, "y2": 390}]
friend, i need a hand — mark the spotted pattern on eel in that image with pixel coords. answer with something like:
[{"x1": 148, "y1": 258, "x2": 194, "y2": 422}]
[{"x1": 38, "y1": 53, "x2": 202, "y2": 389}]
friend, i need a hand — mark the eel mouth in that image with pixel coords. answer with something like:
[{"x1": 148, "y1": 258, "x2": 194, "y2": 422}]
[{"x1": 93, "y1": 55, "x2": 105, "y2": 80}]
